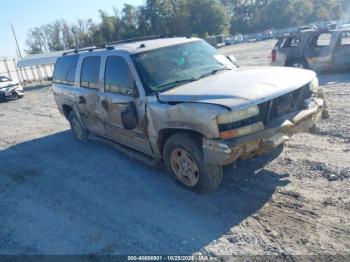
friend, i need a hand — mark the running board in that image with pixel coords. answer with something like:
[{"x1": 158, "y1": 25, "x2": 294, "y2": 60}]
[{"x1": 89, "y1": 135, "x2": 162, "y2": 169}]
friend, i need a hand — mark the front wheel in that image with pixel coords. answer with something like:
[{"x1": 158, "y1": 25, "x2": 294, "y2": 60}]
[{"x1": 163, "y1": 133, "x2": 223, "y2": 194}]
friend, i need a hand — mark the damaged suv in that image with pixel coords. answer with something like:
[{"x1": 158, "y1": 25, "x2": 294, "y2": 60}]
[
  {"x1": 52, "y1": 37, "x2": 327, "y2": 193},
  {"x1": 271, "y1": 29, "x2": 350, "y2": 71}
]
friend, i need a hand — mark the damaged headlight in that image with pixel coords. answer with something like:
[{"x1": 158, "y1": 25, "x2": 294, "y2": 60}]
[
  {"x1": 216, "y1": 105, "x2": 259, "y2": 125},
  {"x1": 217, "y1": 105, "x2": 262, "y2": 139},
  {"x1": 310, "y1": 77, "x2": 319, "y2": 93},
  {"x1": 219, "y1": 122, "x2": 264, "y2": 139}
]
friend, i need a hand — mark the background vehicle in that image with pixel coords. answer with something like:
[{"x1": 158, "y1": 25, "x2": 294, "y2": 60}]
[
  {"x1": 206, "y1": 35, "x2": 225, "y2": 48},
  {"x1": 0, "y1": 75, "x2": 24, "y2": 101},
  {"x1": 271, "y1": 29, "x2": 350, "y2": 71},
  {"x1": 298, "y1": 25, "x2": 318, "y2": 32},
  {"x1": 263, "y1": 30, "x2": 274, "y2": 40},
  {"x1": 337, "y1": 23, "x2": 350, "y2": 29},
  {"x1": 52, "y1": 37, "x2": 326, "y2": 193}
]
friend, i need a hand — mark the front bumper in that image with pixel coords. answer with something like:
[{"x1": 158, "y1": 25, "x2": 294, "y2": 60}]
[
  {"x1": 0, "y1": 86, "x2": 24, "y2": 100},
  {"x1": 203, "y1": 98, "x2": 325, "y2": 165}
]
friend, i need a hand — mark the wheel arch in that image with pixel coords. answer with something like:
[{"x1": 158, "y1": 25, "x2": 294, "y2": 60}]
[
  {"x1": 62, "y1": 104, "x2": 73, "y2": 119},
  {"x1": 158, "y1": 128, "x2": 204, "y2": 157},
  {"x1": 285, "y1": 57, "x2": 309, "y2": 68}
]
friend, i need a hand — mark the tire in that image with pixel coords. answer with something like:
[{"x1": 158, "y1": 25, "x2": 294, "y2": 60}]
[
  {"x1": 163, "y1": 133, "x2": 223, "y2": 194},
  {"x1": 287, "y1": 59, "x2": 308, "y2": 69},
  {"x1": 68, "y1": 111, "x2": 88, "y2": 143}
]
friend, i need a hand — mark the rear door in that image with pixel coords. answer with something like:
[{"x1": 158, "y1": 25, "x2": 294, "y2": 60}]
[
  {"x1": 333, "y1": 31, "x2": 350, "y2": 68},
  {"x1": 97, "y1": 54, "x2": 153, "y2": 155},
  {"x1": 76, "y1": 55, "x2": 106, "y2": 136},
  {"x1": 305, "y1": 32, "x2": 335, "y2": 71}
]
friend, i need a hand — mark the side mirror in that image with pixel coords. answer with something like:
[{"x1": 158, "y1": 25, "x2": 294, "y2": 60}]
[
  {"x1": 121, "y1": 102, "x2": 138, "y2": 130},
  {"x1": 227, "y1": 55, "x2": 239, "y2": 67}
]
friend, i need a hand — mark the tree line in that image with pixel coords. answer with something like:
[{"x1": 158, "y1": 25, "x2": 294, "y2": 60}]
[{"x1": 25, "y1": 0, "x2": 350, "y2": 54}]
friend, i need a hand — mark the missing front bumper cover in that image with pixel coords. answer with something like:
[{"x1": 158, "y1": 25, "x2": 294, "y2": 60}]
[{"x1": 203, "y1": 99, "x2": 324, "y2": 165}]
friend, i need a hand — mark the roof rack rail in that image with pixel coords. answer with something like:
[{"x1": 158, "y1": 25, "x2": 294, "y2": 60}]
[
  {"x1": 102, "y1": 35, "x2": 164, "y2": 47},
  {"x1": 62, "y1": 45, "x2": 114, "y2": 56},
  {"x1": 62, "y1": 34, "x2": 183, "y2": 56}
]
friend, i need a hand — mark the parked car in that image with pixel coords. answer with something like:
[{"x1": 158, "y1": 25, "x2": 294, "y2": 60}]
[
  {"x1": 271, "y1": 29, "x2": 350, "y2": 72},
  {"x1": 298, "y1": 25, "x2": 318, "y2": 32},
  {"x1": 262, "y1": 30, "x2": 274, "y2": 40},
  {"x1": 52, "y1": 37, "x2": 327, "y2": 193},
  {"x1": 0, "y1": 75, "x2": 24, "y2": 101},
  {"x1": 337, "y1": 23, "x2": 350, "y2": 29},
  {"x1": 206, "y1": 35, "x2": 225, "y2": 48}
]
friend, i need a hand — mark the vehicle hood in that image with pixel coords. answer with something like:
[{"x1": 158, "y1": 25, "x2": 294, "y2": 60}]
[
  {"x1": 0, "y1": 80, "x2": 18, "y2": 90},
  {"x1": 158, "y1": 67, "x2": 316, "y2": 110}
]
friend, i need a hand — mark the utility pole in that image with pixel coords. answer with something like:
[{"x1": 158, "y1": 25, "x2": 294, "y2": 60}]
[{"x1": 10, "y1": 23, "x2": 22, "y2": 59}]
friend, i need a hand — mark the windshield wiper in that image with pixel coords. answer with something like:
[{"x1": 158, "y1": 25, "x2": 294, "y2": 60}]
[
  {"x1": 155, "y1": 67, "x2": 231, "y2": 92},
  {"x1": 156, "y1": 78, "x2": 199, "y2": 90},
  {"x1": 197, "y1": 67, "x2": 232, "y2": 79}
]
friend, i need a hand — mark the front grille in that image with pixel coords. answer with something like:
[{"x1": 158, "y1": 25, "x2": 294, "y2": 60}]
[{"x1": 219, "y1": 84, "x2": 311, "y2": 132}]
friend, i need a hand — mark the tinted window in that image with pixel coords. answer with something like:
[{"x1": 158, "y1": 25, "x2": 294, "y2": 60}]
[
  {"x1": 53, "y1": 55, "x2": 79, "y2": 85},
  {"x1": 81, "y1": 56, "x2": 101, "y2": 89},
  {"x1": 105, "y1": 56, "x2": 135, "y2": 95}
]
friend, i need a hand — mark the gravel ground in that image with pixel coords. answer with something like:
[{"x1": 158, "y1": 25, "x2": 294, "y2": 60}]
[{"x1": 0, "y1": 40, "x2": 349, "y2": 256}]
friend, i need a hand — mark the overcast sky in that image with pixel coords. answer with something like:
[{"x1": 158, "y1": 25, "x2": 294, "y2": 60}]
[{"x1": 0, "y1": 0, "x2": 143, "y2": 58}]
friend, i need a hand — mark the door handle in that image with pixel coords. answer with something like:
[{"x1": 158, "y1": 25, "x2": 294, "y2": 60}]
[
  {"x1": 79, "y1": 96, "x2": 86, "y2": 104},
  {"x1": 101, "y1": 100, "x2": 108, "y2": 110}
]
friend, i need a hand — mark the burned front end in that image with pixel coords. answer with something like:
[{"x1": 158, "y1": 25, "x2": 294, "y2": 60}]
[{"x1": 203, "y1": 80, "x2": 327, "y2": 165}]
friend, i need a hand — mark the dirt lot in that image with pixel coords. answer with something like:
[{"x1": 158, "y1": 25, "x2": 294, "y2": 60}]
[{"x1": 0, "y1": 40, "x2": 349, "y2": 256}]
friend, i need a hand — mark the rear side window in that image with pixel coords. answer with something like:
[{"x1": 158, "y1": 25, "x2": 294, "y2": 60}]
[
  {"x1": 341, "y1": 32, "x2": 350, "y2": 45},
  {"x1": 280, "y1": 37, "x2": 300, "y2": 48},
  {"x1": 316, "y1": 33, "x2": 332, "y2": 46},
  {"x1": 81, "y1": 56, "x2": 101, "y2": 89},
  {"x1": 104, "y1": 56, "x2": 135, "y2": 95},
  {"x1": 53, "y1": 55, "x2": 79, "y2": 85}
]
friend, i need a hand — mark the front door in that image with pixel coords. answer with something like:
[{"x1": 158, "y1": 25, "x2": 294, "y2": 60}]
[{"x1": 97, "y1": 55, "x2": 153, "y2": 155}]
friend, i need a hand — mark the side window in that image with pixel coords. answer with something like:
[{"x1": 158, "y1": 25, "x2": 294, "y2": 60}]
[
  {"x1": 316, "y1": 34, "x2": 332, "y2": 47},
  {"x1": 281, "y1": 37, "x2": 300, "y2": 48},
  {"x1": 81, "y1": 56, "x2": 101, "y2": 89},
  {"x1": 341, "y1": 32, "x2": 350, "y2": 45},
  {"x1": 290, "y1": 37, "x2": 300, "y2": 47},
  {"x1": 104, "y1": 56, "x2": 135, "y2": 96},
  {"x1": 53, "y1": 55, "x2": 79, "y2": 85}
]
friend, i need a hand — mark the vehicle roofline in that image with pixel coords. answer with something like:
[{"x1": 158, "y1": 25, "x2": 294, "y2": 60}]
[{"x1": 61, "y1": 37, "x2": 202, "y2": 57}]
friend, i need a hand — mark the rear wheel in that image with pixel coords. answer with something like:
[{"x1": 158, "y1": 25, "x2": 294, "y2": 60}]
[
  {"x1": 163, "y1": 133, "x2": 223, "y2": 194},
  {"x1": 287, "y1": 59, "x2": 308, "y2": 69},
  {"x1": 68, "y1": 111, "x2": 88, "y2": 143}
]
